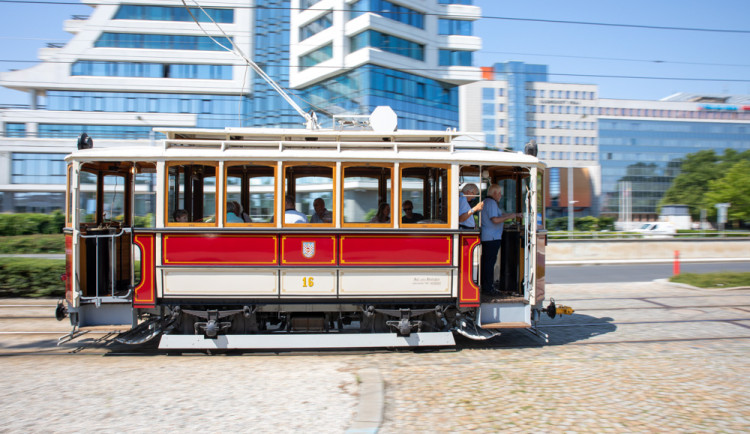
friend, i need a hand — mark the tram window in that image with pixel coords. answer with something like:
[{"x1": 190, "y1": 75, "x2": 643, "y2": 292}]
[
  {"x1": 77, "y1": 163, "x2": 129, "y2": 226},
  {"x1": 134, "y1": 162, "x2": 156, "y2": 228},
  {"x1": 400, "y1": 164, "x2": 450, "y2": 226},
  {"x1": 342, "y1": 164, "x2": 392, "y2": 225},
  {"x1": 225, "y1": 163, "x2": 276, "y2": 225},
  {"x1": 283, "y1": 163, "x2": 334, "y2": 226},
  {"x1": 167, "y1": 163, "x2": 217, "y2": 225}
]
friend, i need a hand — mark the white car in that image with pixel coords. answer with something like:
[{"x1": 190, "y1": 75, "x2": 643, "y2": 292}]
[{"x1": 635, "y1": 222, "x2": 677, "y2": 237}]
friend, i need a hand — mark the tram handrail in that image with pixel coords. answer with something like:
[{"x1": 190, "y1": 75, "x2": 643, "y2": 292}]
[{"x1": 78, "y1": 227, "x2": 132, "y2": 306}]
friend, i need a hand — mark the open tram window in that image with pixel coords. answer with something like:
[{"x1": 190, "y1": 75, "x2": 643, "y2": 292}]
[
  {"x1": 167, "y1": 163, "x2": 217, "y2": 226},
  {"x1": 77, "y1": 162, "x2": 132, "y2": 228},
  {"x1": 225, "y1": 163, "x2": 276, "y2": 226},
  {"x1": 66, "y1": 164, "x2": 73, "y2": 228},
  {"x1": 283, "y1": 163, "x2": 335, "y2": 226},
  {"x1": 134, "y1": 162, "x2": 156, "y2": 228},
  {"x1": 342, "y1": 163, "x2": 392, "y2": 226},
  {"x1": 400, "y1": 164, "x2": 450, "y2": 227}
]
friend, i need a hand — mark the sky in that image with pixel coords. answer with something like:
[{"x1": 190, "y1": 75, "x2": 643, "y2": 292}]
[{"x1": 0, "y1": 0, "x2": 748, "y2": 106}]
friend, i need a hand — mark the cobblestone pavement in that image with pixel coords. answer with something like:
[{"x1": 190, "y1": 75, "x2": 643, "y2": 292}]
[{"x1": 0, "y1": 281, "x2": 748, "y2": 432}]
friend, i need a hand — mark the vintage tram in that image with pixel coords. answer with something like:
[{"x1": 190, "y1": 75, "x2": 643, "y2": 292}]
[{"x1": 59, "y1": 112, "x2": 562, "y2": 349}]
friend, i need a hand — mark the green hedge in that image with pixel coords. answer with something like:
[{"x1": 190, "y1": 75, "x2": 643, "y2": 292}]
[
  {"x1": 0, "y1": 258, "x2": 66, "y2": 298},
  {"x1": 0, "y1": 234, "x2": 65, "y2": 254},
  {"x1": 0, "y1": 211, "x2": 66, "y2": 236}
]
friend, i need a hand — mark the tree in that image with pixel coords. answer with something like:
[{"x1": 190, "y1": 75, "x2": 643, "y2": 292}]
[
  {"x1": 660, "y1": 149, "x2": 750, "y2": 220},
  {"x1": 704, "y1": 160, "x2": 750, "y2": 226}
]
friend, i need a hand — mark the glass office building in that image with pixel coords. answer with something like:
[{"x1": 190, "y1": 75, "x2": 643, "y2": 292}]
[
  {"x1": 598, "y1": 95, "x2": 750, "y2": 220},
  {"x1": 0, "y1": 0, "x2": 481, "y2": 212}
]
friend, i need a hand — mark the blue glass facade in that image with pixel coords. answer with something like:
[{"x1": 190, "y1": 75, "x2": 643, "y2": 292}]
[
  {"x1": 249, "y1": 0, "x2": 300, "y2": 128},
  {"x1": 95, "y1": 33, "x2": 232, "y2": 51},
  {"x1": 71, "y1": 61, "x2": 232, "y2": 80},
  {"x1": 438, "y1": 50, "x2": 472, "y2": 66},
  {"x1": 300, "y1": 64, "x2": 458, "y2": 130},
  {"x1": 438, "y1": 19, "x2": 472, "y2": 35},
  {"x1": 300, "y1": 44, "x2": 333, "y2": 69},
  {"x1": 350, "y1": 30, "x2": 425, "y2": 61},
  {"x1": 38, "y1": 124, "x2": 162, "y2": 140},
  {"x1": 114, "y1": 5, "x2": 234, "y2": 23},
  {"x1": 599, "y1": 119, "x2": 750, "y2": 216},
  {"x1": 12, "y1": 153, "x2": 67, "y2": 184},
  {"x1": 46, "y1": 91, "x2": 246, "y2": 129},
  {"x1": 351, "y1": 0, "x2": 424, "y2": 28},
  {"x1": 299, "y1": 12, "x2": 332, "y2": 41},
  {"x1": 492, "y1": 62, "x2": 548, "y2": 151}
]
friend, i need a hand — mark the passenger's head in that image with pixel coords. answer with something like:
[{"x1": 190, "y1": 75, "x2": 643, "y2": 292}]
[
  {"x1": 285, "y1": 195, "x2": 296, "y2": 210},
  {"x1": 173, "y1": 209, "x2": 188, "y2": 222},
  {"x1": 378, "y1": 202, "x2": 390, "y2": 217},
  {"x1": 462, "y1": 183, "x2": 479, "y2": 197},
  {"x1": 229, "y1": 201, "x2": 242, "y2": 216},
  {"x1": 313, "y1": 198, "x2": 326, "y2": 214},
  {"x1": 487, "y1": 184, "x2": 502, "y2": 200},
  {"x1": 402, "y1": 200, "x2": 414, "y2": 216}
]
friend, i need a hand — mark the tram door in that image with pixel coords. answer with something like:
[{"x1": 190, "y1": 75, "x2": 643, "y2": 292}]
[{"x1": 72, "y1": 162, "x2": 156, "y2": 306}]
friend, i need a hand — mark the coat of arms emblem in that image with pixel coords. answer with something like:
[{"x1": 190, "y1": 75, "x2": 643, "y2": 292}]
[{"x1": 302, "y1": 241, "x2": 316, "y2": 258}]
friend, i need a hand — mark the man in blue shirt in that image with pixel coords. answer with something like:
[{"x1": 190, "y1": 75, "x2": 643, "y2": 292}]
[
  {"x1": 458, "y1": 184, "x2": 483, "y2": 229},
  {"x1": 480, "y1": 184, "x2": 521, "y2": 295}
]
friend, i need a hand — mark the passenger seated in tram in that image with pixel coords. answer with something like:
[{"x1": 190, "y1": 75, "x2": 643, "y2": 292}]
[
  {"x1": 173, "y1": 209, "x2": 188, "y2": 222},
  {"x1": 310, "y1": 198, "x2": 332, "y2": 223},
  {"x1": 458, "y1": 184, "x2": 484, "y2": 230},
  {"x1": 284, "y1": 195, "x2": 308, "y2": 223},
  {"x1": 226, "y1": 201, "x2": 244, "y2": 223},
  {"x1": 370, "y1": 202, "x2": 390, "y2": 223},
  {"x1": 401, "y1": 200, "x2": 424, "y2": 224}
]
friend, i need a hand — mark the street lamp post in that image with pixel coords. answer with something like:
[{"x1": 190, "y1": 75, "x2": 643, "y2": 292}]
[{"x1": 567, "y1": 167, "x2": 577, "y2": 232}]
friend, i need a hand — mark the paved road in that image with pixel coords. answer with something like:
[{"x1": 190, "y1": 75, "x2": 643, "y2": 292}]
[
  {"x1": 548, "y1": 261, "x2": 750, "y2": 284},
  {"x1": 1, "y1": 281, "x2": 749, "y2": 432}
]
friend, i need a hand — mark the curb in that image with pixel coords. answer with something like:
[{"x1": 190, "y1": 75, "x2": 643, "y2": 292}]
[
  {"x1": 346, "y1": 368, "x2": 384, "y2": 434},
  {"x1": 548, "y1": 257, "x2": 750, "y2": 266}
]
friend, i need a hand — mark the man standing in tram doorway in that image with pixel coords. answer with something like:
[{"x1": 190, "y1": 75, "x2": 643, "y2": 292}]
[{"x1": 480, "y1": 184, "x2": 521, "y2": 296}]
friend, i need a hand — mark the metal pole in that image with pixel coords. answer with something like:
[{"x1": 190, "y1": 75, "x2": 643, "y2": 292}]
[{"x1": 567, "y1": 167, "x2": 574, "y2": 232}]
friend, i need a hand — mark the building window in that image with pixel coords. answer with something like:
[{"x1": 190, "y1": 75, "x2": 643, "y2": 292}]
[
  {"x1": 12, "y1": 153, "x2": 67, "y2": 184},
  {"x1": 438, "y1": 0, "x2": 473, "y2": 4},
  {"x1": 114, "y1": 5, "x2": 233, "y2": 23},
  {"x1": 482, "y1": 88, "x2": 494, "y2": 100},
  {"x1": 299, "y1": 11, "x2": 333, "y2": 41},
  {"x1": 350, "y1": 0, "x2": 424, "y2": 29},
  {"x1": 299, "y1": 43, "x2": 333, "y2": 70},
  {"x1": 482, "y1": 103, "x2": 494, "y2": 116},
  {"x1": 95, "y1": 33, "x2": 232, "y2": 51},
  {"x1": 301, "y1": 0, "x2": 322, "y2": 8},
  {"x1": 5, "y1": 123, "x2": 26, "y2": 138},
  {"x1": 438, "y1": 19, "x2": 472, "y2": 35},
  {"x1": 439, "y1": 50, "x2": 472, "y2": 66},
  {"x1": 350, "y1": 31, "x2": 424, "y2": 61}
]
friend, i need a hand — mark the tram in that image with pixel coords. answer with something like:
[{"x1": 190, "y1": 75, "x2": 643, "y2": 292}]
[{"x1": 58, "y1": 108, "x2": 568, "y2": 349}]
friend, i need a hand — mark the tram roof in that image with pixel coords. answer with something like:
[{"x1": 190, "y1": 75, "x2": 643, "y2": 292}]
[{"x1": 66, "y1": 127, "x2": 542, "y2": 166}]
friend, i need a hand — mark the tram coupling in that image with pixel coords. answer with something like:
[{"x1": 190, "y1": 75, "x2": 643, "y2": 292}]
[{"x1": 544, "y1": 298, "x2": 574, "y2": 319}]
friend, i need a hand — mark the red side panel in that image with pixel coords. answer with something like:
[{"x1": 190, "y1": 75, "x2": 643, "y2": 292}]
[
  {"x1": 133, "y1": 233, "x2": 156, "y2": 308},
  {"x1": 535, "y1": 231, "x2": 547, "y2": 305},
  {"x1": 64, "y1": 234, "x2": 73, "y2": 304},
  {"x1": 281, "y1": 235, "x2": 337, "y2": 266},
  {"x1": 340, "y1": 235, "x2": 452, "y2": 266},
  {"x1": 459, "y1": 235, "x2": 480, "y2": 307},
  {"x1": 162, "y1": 234, "x2": 278, "y2": 266}
]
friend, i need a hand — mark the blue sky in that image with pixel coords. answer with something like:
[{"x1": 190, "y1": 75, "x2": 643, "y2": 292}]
[{"x1": 0, "y1": 0, "x2": 748, "y2": 105}]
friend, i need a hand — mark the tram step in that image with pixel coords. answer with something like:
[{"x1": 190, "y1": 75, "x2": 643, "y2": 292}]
[{"x1": 158, "y1": 332, "x2": 456, "y2": 349}]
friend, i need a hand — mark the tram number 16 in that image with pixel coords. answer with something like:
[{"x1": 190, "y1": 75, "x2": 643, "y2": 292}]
[{"x1": 302, "y1": 277, "x2": 315, "y2": 287}]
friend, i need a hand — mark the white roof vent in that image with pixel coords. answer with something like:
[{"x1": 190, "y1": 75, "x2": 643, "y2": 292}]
[{"x1": 369, "y1": 106, "x2": 398, "y2": 133}]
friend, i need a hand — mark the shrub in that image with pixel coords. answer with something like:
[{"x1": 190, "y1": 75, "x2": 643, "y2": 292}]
[
  {"x1": 0, "y1": 212, "x2": 66, "y2": 236},
  {"x1": 575, "y1": 216, "x2": 599, "y2": 231},
  {"x1": 0, "y1": 258, "x2": 66, "y2": 298},
  {"x1": 0, "y1": 235, "x2": 65, "y2": 254}
]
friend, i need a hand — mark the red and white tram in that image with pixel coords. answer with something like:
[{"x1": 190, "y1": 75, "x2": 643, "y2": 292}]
[{"x1": 59, "y1": 113, "x2": 563, "y2": 349}]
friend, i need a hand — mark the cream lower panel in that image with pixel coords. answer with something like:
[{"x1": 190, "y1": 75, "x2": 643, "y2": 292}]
[
  {"x1": 161, "y1": 268, "x2": 278, "y2": 297},
  {"x1": 339, "y1": 268, "x2": 453, "y2": 297},
  {"x1": 281, "y1": 269, "x2": 337, "y2": 296}
]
